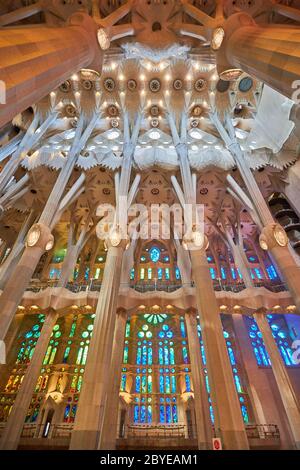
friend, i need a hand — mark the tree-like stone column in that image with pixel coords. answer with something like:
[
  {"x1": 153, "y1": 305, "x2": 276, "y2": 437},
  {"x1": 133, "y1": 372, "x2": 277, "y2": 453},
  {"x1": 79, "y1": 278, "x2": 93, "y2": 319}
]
[
  {"x1": 69, "y1": 243, "x2": 125, "y2": 449},
  {"x1": 185, "y1": 310, "x2": 213, "y2": 449},
  {"x1": 167, "y1": 110, "x2": 249, "y2": 449},
  {"x1": 0, "y1": 309, "x2": 58, "y2": 449},
  {"x1": 212, "y1": 113, "x2": 300, "y2": 312},
  {"x1": 254, "y1": 311, "x2": 300, "y2": 449},
  {"x1": 0, "y1": 12, "x2": 101, "y2": 127},
  {"x1": 99, "y1": 308, "x2": 128, "y2": 450},
  {"x1": 190, "y1": 247, "x2": 249, "y2": 449}
]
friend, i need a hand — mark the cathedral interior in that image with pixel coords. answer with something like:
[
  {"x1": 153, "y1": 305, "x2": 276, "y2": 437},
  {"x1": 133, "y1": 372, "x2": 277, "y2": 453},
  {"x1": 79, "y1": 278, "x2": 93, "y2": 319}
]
[{"x1": 1, "y1": 0, "x2": 300, "y2": 451}]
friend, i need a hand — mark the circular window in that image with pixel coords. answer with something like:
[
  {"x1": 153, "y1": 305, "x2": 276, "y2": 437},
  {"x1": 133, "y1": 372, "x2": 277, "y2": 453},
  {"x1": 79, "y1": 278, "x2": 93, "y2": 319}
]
[
  {"x1": 238, "y1": 76, "x2": 253, "y2": 92},
  {"x1": 216, "y1": 79, "x2": 230, "y2": 93}
]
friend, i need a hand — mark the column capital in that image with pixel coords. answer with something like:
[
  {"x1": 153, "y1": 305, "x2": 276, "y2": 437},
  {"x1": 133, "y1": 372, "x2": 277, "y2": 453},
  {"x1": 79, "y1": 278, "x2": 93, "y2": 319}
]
[{"x1": 259, "y1": 223, "x2": 288, "y2": 251}]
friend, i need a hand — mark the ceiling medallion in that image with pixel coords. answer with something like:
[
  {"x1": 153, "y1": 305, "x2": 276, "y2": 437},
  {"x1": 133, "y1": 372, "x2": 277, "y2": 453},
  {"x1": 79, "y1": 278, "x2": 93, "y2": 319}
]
[
  {"x1": 110, "y1": 118, "x2": 119, "y2": 128},
  {"x1": 194, "y1": 78, "x2": 207, "y2": 92},
  {"x1": 150, "y1": 105, "x2": 159, "y2": 116},
  {"x1": 151, "y1": 188, "x2": 159, "y2": 195},
  {"x1": 149, "y1": 78, "x2": 161, "y2": 93},
  {"x1": 82, "y1": 79, "x2": 93, "y2": 91},
  {"x1": 103, "y1": 77, "x2": 116, "y2": 92},
  {"x1": 192, "y1": 105, "x2": 202, "y2": 117},
  {"x1": 200, "y1": 188, "x2": 208, "y2": 195},
  {"x1": 190, "y1": 119, "x2": 199, "y2": 128},
  {"x1": 127, "y1": 79, "x2": 137, "y2": 91},
  {"x1": 65, "y1": 104, "x2": 77, "y2": 117},
  {"x1": 173, "y1": 79, "x2": 183, "y2": 91},
  {"x1": 151, "y1": 118, "x2": 159, "y2": 128},
  {"x1": 59, "y1": 80, "x2": 71, "y2": 93},
  {"x1": 107, "y1": 104, "x2": 118, "y2": 117}
]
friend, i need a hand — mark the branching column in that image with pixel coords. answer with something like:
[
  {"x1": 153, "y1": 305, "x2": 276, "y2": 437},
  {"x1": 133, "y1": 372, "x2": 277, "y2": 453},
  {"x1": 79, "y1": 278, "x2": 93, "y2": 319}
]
[
  {"x1": 0, "y1": 116, "x2": 97, "y2": 340},
  {"x1": 254, "y1": 311, "x2": 300, "y2": 449},
  {"x1": 70, "y1": 111, "x2": 142, "y2": 449},
  {"x1": 212, "y1": 114, "x2": 300, "y2": 312},
  {"x1": 0, "y1": 12, "x2": 101, "y2": 127},
  {"x1": 99, "y1": 308, "x2": 127, "y2": 450},
  {"x1": 0, "y1": 309, "x2": 58, "y2": 449},
  {"x1": 185, "y1": 310, "x2": 212, "y2": 449}
]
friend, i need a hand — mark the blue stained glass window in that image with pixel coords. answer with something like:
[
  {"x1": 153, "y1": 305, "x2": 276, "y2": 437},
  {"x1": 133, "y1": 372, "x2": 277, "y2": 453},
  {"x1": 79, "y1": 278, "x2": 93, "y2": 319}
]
[
  {"x1": 134, "y1": 405, "x2": 139, "y2": 423},
  {"x1": 266, "y1": 264, "x2": 278, "y2": 280},
  {"x1": 121, "y1": 374, "x2": 126, "y2": 392},
  {"x1": 140, "y1": 405, "x2": 146, "y2": 423},
  {"x1": 182, "y1": 345, "x2": 188, "y2": 364},
  {"x1": 136, "y1": 345, "x2": 142, "y2": 365},
  {"x1": 172, "y1": 405, "x2": 178, "y2": 423},
  {"x1": 84, "y1": 267, "x2": 90, "y2": 280},
  {"x1": 171, "y1": 375, "x2": 176, "y2": 393},
  {"x1": 254, "y1": 268, "x2": 263, "y2": 280},
  {"x1": 164, "y1": 346, "x2": 169, "y2": 365},
  {"x1": 241, "y1": 405, "x2": 249, "y2": 423},
  {"x1": 185, "y1": 374, "x2": 191, "y2": 392},
  {"x1": 245, "y1": 315, "x2": 298, "y2": 367},
  {"x1": 237, "y1": 268, "x2": 243, "y2": 279},
  {"x1": 166, "y1": 405, "x2": 171, "y2": 423},
  {"x1": 221, "y1": 267, "x2": 226, "y2": 279},
  {"x1": 147, "y1": 405, "x2": 152, "y2": 423},
  {"x1": 180, "y1": 318, "x2": 186, "y2": 337},
  {"x1": 158, "y1": 268, "x2": 163, "y2": 280},
  {"x1": 150, "y1": 247, "x2": 160, "y2": 263},
  {"x1": 175, "y1": 267, "x2": 181, "y2": 280},
  {"x1": 160, "y1": 405, "x2": 165, "y2": 423},
  {"x1": 209, "y1": 267, "x2": 216, "y2": 280},
  {"x1": 159, "y1": 375, "x2": 164, "y2": 393},
  {"x1": 227, "y1": 346, "x2": 236, "y2": 365},
  {"x1": 165, "y1": 268, "x2": 170, "y2": 280},
  {"x1": 231, "y1": 267, "x2": 237, "y2": 280},
  {"x1": 148, "y1": 268, "x2": 152, "y2": 280},
  {"x1": 135, "y1": 375, "x2": 141, "y2": 393},
  {"x1": 130, "y1": 268, "x2": 135, "y2": 280}
]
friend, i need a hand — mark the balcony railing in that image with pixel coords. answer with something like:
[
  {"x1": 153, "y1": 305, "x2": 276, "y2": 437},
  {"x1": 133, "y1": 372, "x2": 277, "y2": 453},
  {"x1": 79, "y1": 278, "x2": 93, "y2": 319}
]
[{"x1": 26, "y1": 278, "x2": 288, "y2": 295}]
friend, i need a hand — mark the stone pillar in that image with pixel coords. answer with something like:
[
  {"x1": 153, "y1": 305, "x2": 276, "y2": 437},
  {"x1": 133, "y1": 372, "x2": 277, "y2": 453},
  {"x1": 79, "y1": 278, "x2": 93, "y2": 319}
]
[
  {"x1": 190, "y1": 248, "x2": 249, "y2": 449},
  {"x1": 0, "y1": 309, "x2": 58, "y2": 449},
  {"x1": 254, "y1": 311, "x2": 300, "y2": 449},
  {"x1": 69, "y1": 244, "x2": 125, "y2": 449},
  {"x1": 0, "y1": 12, "x2": 101, "y2": 127},
  {"x1": 99, "y1": 308, "x2": 127, "y2": 449},
  {"x1": 214, "y1": 12, "x2": 300, "y2": 98},
  {"x1": 185, "y1": 310, "x2": 212, "y2": 449},
  {"x1": 0, "y1": 223, "x2": 53, "y2": 340}
]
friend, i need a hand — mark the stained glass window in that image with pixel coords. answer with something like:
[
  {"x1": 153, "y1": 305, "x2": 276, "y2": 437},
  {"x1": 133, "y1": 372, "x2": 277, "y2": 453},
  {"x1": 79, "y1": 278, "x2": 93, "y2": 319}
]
[
  {"x1": 144, "y1": 313, "x2": 167, "y2": 324},
  {"x1": 209, "y1": 267, "x2": 216, "y2": 280},
  {"x1": 16, "y1": 314, "x2": 45, "y2": 364},
  {"x1": 266, "y1": 264, "x2": 279, "y2": 280},
  {"x1": 175, "y1": 267, "x2": 181, "y2": 280},
  {"x1": 245, "y1": 314, "x2": 298, "y2": 367},
  {"x1": 150, "y1": 247, "x2": 160, "y2": 263}
]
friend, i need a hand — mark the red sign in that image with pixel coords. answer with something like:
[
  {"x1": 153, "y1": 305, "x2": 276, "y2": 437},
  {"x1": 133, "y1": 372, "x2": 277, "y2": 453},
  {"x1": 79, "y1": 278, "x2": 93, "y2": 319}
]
[{"x1": 212, "y1": 438, "x2": 222, "y2": 450}]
